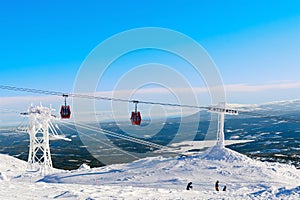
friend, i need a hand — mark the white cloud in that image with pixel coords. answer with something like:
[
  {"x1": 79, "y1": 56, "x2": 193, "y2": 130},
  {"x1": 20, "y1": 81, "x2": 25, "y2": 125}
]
[{"x1": 223, "y1": 82, "x2": 300, "y2": 92}]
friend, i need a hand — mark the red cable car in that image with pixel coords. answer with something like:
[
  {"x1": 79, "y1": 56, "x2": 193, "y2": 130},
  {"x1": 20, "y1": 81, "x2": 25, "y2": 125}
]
[
  {"x1": 130, "y1": 101, "x2": 141, "y2": 125},
  {"x1": 60, "y1": 94, "x2": 71, "y2": 119}
]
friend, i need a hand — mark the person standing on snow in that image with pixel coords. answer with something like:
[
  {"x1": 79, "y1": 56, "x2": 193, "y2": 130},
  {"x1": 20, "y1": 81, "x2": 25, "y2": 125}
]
[
  {"x1": 186, "y1": 182, "x2": 193, "y2": 190},
  {"x1": 215, "y1": 180, "x2": 219, "y2": 191}
]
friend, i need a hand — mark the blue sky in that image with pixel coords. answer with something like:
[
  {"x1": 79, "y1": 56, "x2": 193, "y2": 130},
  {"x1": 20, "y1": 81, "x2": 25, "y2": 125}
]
[{"x1": 0, "y1": 1, "x2": 300, "y2": 124}]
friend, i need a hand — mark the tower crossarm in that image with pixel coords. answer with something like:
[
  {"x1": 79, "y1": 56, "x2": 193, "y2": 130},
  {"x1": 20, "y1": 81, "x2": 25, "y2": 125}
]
[{"x1": 207, "y1": 102, "x2": 239, "y2": 115}]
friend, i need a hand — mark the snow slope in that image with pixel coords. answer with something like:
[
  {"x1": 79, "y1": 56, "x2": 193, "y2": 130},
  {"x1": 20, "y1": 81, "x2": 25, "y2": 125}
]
[
  {"x1": 0, "y1": 154, "x2": 27, "y2": 180},
  {"x1": 1, "y1": 146, "x2": 300, "y2": 199}
]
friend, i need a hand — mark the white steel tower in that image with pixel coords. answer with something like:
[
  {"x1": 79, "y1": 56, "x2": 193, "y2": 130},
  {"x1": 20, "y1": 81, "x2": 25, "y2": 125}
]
[
  {"x1": 208, "y1": 102, "x2": 238, "y2": 147},
  {"x1": 21, "y1": 104, "x2": 61, "y2": 173}
]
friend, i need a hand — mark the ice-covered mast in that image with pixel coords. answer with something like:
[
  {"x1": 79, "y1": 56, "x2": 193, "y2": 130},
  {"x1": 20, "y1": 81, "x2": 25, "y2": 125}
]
[
  {"x1": 21, "y1": 104, "x2": 70, "y2": 174},
  {"x1": 208, "y1": 102, "x2": 238, "y2": 147}
]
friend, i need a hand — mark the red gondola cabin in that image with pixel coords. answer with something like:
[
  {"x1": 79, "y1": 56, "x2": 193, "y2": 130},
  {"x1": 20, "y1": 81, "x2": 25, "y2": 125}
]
[
  {"x1": 60, "y1": 94, "x2": 71, "y2": 119},
  {"x1": 60, "y1": 105, "x2": 71, "y2": 119},
  {"x1": 131, "y1": 111, "x2": 141, "y2": 125},
  {"x1": 130, "y1": 101, "x2": 141, "y2": 125}
]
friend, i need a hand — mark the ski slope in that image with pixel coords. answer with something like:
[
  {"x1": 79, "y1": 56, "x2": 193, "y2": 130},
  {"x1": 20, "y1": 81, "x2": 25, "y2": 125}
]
[{"x1": 1, "y1": 145, "x2": 300, "y2": 199}]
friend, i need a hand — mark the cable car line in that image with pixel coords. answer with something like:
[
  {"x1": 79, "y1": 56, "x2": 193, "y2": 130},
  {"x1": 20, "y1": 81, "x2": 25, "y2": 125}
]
[
  {"x1": 0, "y1": 85, "x2": 208, "y2": 109},
  {"x1": 60, "y1": 120, "x2": 173, "y2": 151},
  {"x1": 58, "y1": 122, "x2": 141, "y2": 160},
  {"x1": 59, "y1": 120, "x2": 184, "y2": 156},
  {"x1": 0, "y1": 84, "x2": 209, "y2": 126},
  {"x1": 0, "y1": 85, "x2": 64, "y2": 96},
  {"x1": 2, "y1": 84, "x2": 299, "y2": 124}
]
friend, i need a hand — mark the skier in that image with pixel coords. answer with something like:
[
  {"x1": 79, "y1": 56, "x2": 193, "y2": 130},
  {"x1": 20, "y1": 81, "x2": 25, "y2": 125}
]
[
  {"x1": 215, "y1": 180, "x2": 219, "y2": 191},
  {"x1": 186, "y1": 182, "x2": 193, "y2": 190}
]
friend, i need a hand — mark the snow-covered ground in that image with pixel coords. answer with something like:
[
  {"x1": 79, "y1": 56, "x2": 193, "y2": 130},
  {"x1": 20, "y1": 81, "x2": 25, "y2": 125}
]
[{"x1": 1, "y1": 145, "x2": 300, "y2": 199}]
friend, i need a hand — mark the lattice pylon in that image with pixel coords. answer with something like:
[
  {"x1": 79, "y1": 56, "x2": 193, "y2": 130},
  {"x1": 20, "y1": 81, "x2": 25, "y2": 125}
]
[{"x1": 24, "y1": 104, "x2": 54, "y2": 173}]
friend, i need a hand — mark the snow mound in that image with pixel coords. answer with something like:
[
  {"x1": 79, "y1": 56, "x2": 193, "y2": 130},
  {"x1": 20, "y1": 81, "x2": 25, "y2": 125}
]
[
  {"x1": 0, "y1": 172, "x2": 7, "y2": 181},
  {"x1": 78, "y1": 163, "x2": 91, "y2": 170},
  {"x1": 201, "y1": 144, "x2": 251, "y2": 162}
]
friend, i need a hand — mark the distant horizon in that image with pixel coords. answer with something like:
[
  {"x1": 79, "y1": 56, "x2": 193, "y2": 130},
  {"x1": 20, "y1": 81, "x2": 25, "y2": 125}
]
[{"x1": 0, "y1": 96, "x2": 299, "y2": 127}]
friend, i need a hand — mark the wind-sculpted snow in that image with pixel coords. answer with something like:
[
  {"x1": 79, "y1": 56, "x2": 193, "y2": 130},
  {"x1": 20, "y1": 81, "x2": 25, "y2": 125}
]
[
  {"x1": 200, "y1": 144, "x2": 251, "y2": 162},
  {"x1": 1, "y1": 146, "x2": 300, "y2": 199}
]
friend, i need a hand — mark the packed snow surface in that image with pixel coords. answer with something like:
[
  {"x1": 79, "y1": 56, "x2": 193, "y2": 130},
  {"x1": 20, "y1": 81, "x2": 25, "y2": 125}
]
[{"x1": 1, "y1": 145, "x2": 300, "y2": 199}]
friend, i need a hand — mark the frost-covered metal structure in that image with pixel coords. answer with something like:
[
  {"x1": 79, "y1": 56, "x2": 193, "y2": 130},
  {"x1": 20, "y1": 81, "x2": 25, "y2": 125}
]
[
  {"x1": 208, "y1": 102, "x2": 238, "y2": 147},
  {"x1": 21, "y1": 104, "x2": 68, "y2": 173}
]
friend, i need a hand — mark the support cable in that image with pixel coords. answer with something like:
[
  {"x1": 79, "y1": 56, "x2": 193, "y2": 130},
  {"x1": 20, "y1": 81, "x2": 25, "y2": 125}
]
[
  {"x1": 0, "y1": 85, "x2": 208, "y2": 109},
  {"x1": 1, "y1": 85, "x2": 300, "y2": 123}
]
